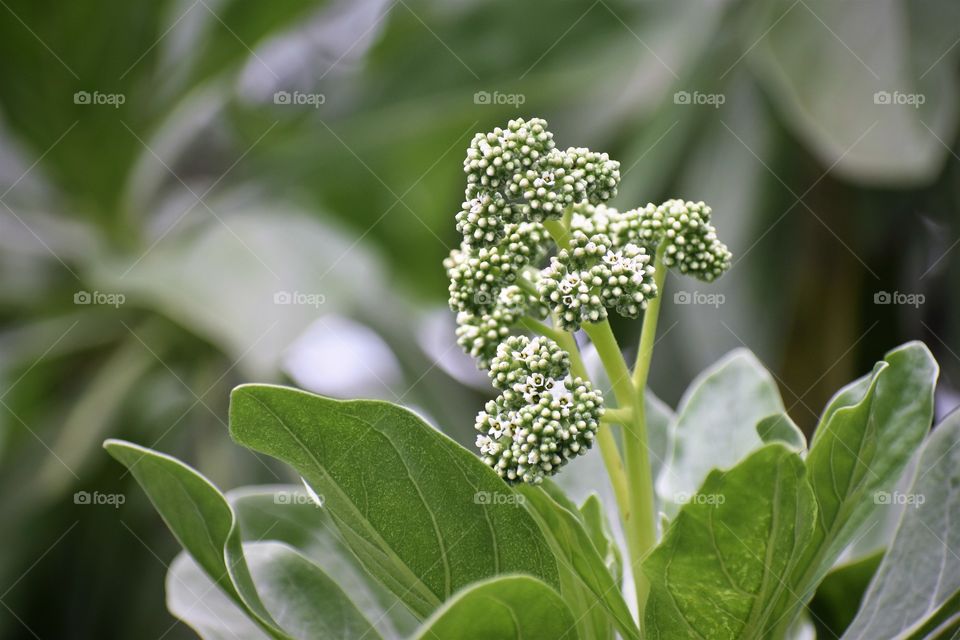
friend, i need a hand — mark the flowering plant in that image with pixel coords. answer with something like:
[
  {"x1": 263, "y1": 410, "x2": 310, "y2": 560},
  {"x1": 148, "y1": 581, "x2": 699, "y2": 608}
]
[{"x1": 107, "y1": 119, "x2": 958, "y2": 640}]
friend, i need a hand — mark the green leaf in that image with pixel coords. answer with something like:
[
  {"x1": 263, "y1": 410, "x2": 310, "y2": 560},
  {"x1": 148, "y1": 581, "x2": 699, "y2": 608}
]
[
  {"x1": 643, "y1": 444, "x2": 815, "y2": 639},
  {"x1": 580, "y1": 494, "x2": 623, "y2": 586},
  {"x1": 808, "y1": 551, "x2": 883, "y2": 639},
  {"x1": 756, "y1": 413, "x2": 806, "y2": 452},
  {"x1": 518, "y1": 486, "x2": 639, "y2": 640},
  {"x1": 167, "y1": 541, "x2": 380, "y2": 640},
  {"x1": 167, "y1": 551, "x2": 266, "y2": 640},
  {"x1": 94, "y1": 209, "x2": 388, "y2": 379},
  {"x1": 103, "y1": 439, "x2": 291, "y2": 640},
  {"x1": 751, "y1": 0, "x2": 960, "y2": 185},
  {"x1": 229, "y1": 486, "x2": 417, "y2": 638},
  {"x1": 657, "y1": 349, "x2": 785, "y2": 512},
  {"x1": 842, "y1": 409, "x2": 960, "y2": 639},
  {"x1": 411, "y1": 575, "x2": 577, "y2": 640},
  {"x1": 228, "y1": 384, "x2": 559, "y2": 619},
  {"x1": 792, "y1": 342, "x2": 937, "y2": 604}
]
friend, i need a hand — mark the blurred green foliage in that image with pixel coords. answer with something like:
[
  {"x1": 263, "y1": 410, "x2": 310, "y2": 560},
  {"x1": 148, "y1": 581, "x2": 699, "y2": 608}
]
[{"x1": 0, "y1": 0, "x2": 958, "y2": 637}]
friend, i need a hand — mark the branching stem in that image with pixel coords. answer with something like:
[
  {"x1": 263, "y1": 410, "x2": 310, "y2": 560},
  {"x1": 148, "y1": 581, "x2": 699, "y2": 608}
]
[{"x1": 583, "y1": 319, "x2": 656, "y2": 617}]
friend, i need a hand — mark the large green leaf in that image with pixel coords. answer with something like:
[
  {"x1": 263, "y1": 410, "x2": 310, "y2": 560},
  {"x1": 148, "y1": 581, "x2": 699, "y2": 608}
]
[
  {"x1": 229, "y1": 486, "x2": 417, "y2": 638},
  {"x1": 791, "y1": 342, "x2": 937, "y2": 605},
  {"x1": 657, "y1": 349, "x2": 785, "y2": 513},
  {"x1": 842, "y1": 409, "x2": 960, "y2": 639},
  {"x1": 228, "y1": 384, "x2": 559, "y2": 619},
  {"x1": 518, "y1": 485, "x2": 639, "y2": 640},
  {"x1": 751, "y1": 0, "x2": 960, "y2": 185},
  {"x1": 94, "y1": 208, "x2": 388, "y2": 379},
  {"x1": 643, "y1": 444, "x2": 815, "y2": 639},
  {"x1": 103, "y1": 439, "x2": 291, "y2": 639},
  {"x1": 411, "y1": 575, "x2": 576, "y2": 640},
  {"x1": 167, "y1": 541, "x2": 380, "y2": 640}
]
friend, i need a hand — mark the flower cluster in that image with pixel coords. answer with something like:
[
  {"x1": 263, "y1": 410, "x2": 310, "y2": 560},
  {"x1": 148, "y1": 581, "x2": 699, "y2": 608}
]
[
  {"x1": 459, "y1": 118, "x2": 620, "y2": 247},
  {"x1": 447, "y1": 118, "x2": 731, "y2": 484},
  {"x1": 445, "y1": 222, "x2": 546, "y2": 316},
  {"x1": 539, "y1": 227, "x2": 657, "y2": 331},
  {"x1": 475, "y1": 336, "x2": 602, "y2": 484},
  {"x1": 620, "y1": 199, "x2": 731, "y2": 281},
  {"x1": 453, "y1": 284, "x2": 548, "y2": 369},
  {"x1": 448, "y1": 118, "x2": 624, "y2": 367}
]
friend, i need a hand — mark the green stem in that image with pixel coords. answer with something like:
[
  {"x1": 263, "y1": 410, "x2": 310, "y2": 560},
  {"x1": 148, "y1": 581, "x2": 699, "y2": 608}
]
[
  {"x1": 632, "y1": 243, "x2": 668, "y2": 388},
  {"x1": 601, "y1": 407, "x2": 633, "y2": 424},
  {"x1": 545, "y1": 210, "x2": 653, "y2": 618},
  {"x1": 516, "y1": 317, "x2": 564, "y2": 343},
  {"x1": 553, "y1": 329, "x2": 631, "y2": 524},
  {"x1": 543, "y1": 218, "x2": 570, "y2": 250},
  {"x1": 583, "y1": 319, "x2": 656, "y2": 618},
  {"x1": 618, "y1": 241, "x2": 668, "y2": 620}
]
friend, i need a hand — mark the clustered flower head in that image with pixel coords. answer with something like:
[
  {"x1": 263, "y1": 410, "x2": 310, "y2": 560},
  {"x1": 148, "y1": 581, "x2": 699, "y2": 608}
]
[
  {"x1": 538, "y1": 225, "x2": 657, "y2": 331},
  {"x1": 447, "y1": 118, "x2": 731, "y2": 483},
  {"x1": 475, "y1": 336, "x2": 602, "y2": 484},
  {"x1": 459, "y1": 118, "x2": 621, "y2": 246},
  {"x1": 453, "y1": 284, "x2": 548, "y2": 369},
  {"x1": 445, "y1": 221, "x2": 546, "y2": 316},
  {"x1": 625, "y1": 199, "x2": 731, "y2": 281}
]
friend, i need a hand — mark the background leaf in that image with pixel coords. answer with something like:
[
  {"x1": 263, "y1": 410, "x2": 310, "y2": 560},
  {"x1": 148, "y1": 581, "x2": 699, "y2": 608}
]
[
  {"x1": 657, "y1": 348, "x2": 785, "y2": 513},
  {"x1": 103, "y1": 439, "x2": 290, "y2": 639},
  {"x1": 756, "y1": 412, "x2": 806, "y2": 452},
  {"x1": 807, "y1": 551, "x2": 883, "y2": 639},
  {"x1": 580, "y1": 493, "x2": 623, "y2": 587},
  {"x1": 791, "y1": 342, "x2": 938, "y2": 609},
  {"x1": 751, "y1": 0, "x2": 960, "y2": 185},
  {"x1": 842, "y1": 409, "x2": 960, "y2": 639},
  {"x1": 167, "y1": 541, "x2": 380, "y2": 640},
  {"x1": 229, "y1": 485, "x2": 417, "y2": 638}
]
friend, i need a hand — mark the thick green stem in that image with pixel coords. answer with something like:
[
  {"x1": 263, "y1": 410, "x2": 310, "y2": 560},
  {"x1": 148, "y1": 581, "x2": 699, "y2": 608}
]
[
  {"x1": 601, "y1": 407, "x2": 633, "y2": 424},
  {"x1": 583, "y1": 319, "x2": 656, "y2": 618}
]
